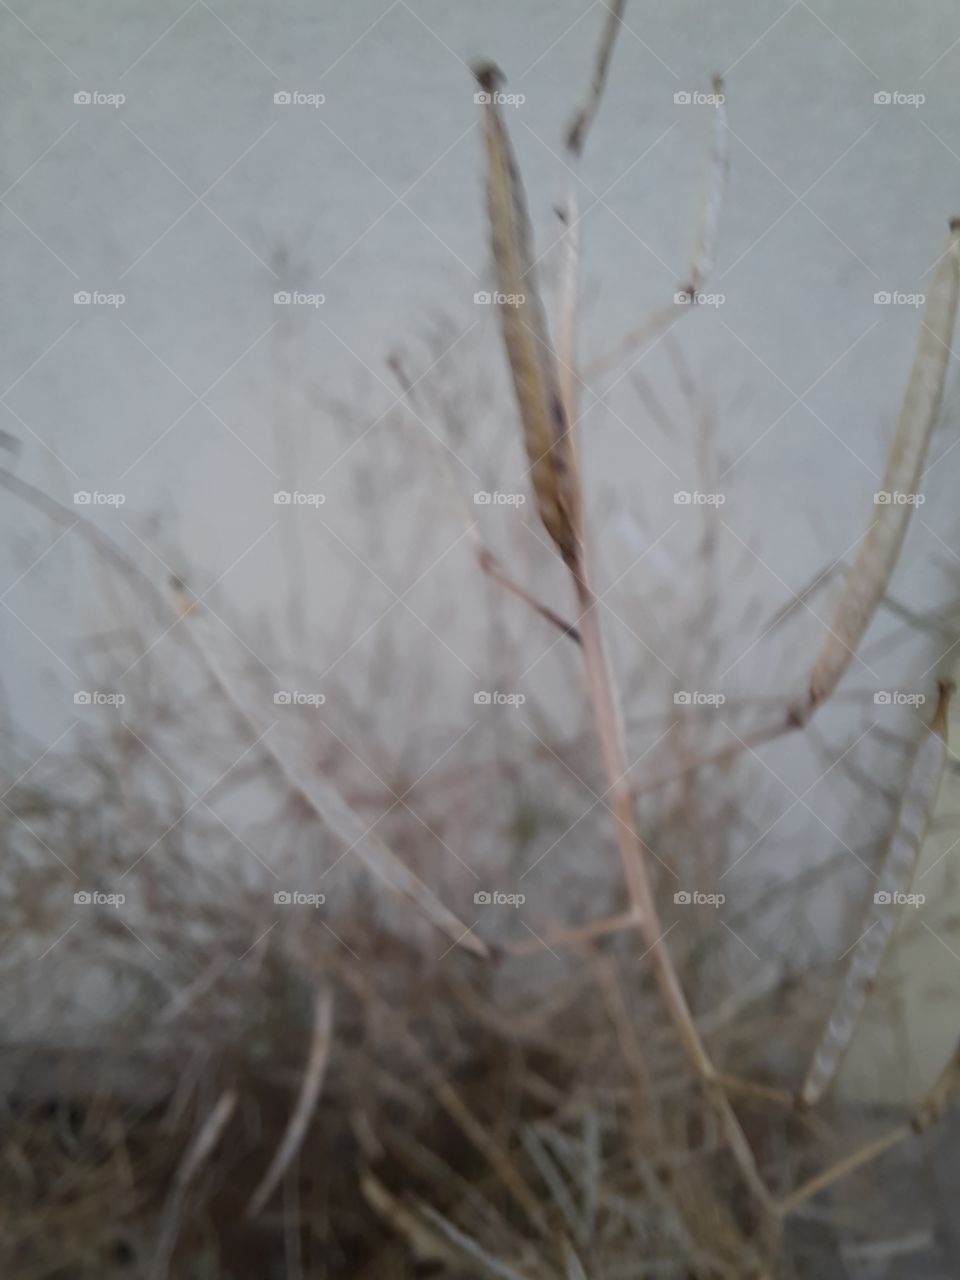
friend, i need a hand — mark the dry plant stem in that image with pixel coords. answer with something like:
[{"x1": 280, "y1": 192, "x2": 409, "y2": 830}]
[
  {"x1": 634, "y1": 715, "x2": 794, "y2": 796},
  {"x1": 418, "y1": 1204, "x2": 536, "y2": 1280},
  {"x1": 387, "y1": 353, "x2": 581, "y2": 644},
  {"x1": 477, "y1": 57, "x2": 772, "y2": 1217},
  {"x1": 361, "y1": 1173, "x2": 463, "y2": 1270},
  {"x1": 780, "y1": 1040, "x2": 960, "y2": 1215},
  {"x1": 556, "y1": 196, "x2": 582, "y2": 421},
  {"x1": 584, "y1": 76, "x2": 728, "y2": 382},
  {"x1": 714, "y1": 1074, "x2": 796, "y2": 1110},
  {"x1": 571, "y1": 565, "x2": 775, "y2": 1219},
  {"x1": 558, "y1": 0, "x2": 617, "y2": 411},
  {"x1": 182, "y1": 607, "x2": 489, "y2": 958},
  {"x1": 150, "y1": 1089, "x2": 238, "y2": 1280},
  {"x1": 571, "y1": 575, "x2": 654, "y2": 923},
  {"x1": 800, "y1": 681, "x2": 952, "y2": 1106},
  {"x1": 565, "y1": 0, "x2": 627, "y2": 157},
  {"x1": 801, "y1": 221, "x2": 960, "y2": 717},
  {"x1": 631, "y1": 680, "x2": 924, "y2": 799},
  {"x1": 476, "y1": 547, "x2": 581, "y2": 644},
  {"x1": 584, "y1": 302, "x2": 679, "y2": 381},
  {"x1": 340, "y1": 966, "x2": 547, "y2": 1233},
  {"x1": 688, "y1": 76, "x2": 729, "y2": 295},
  {"x1": 246, "y1": 987, "x2": 334, "y2": 1217},
  {"x1": 0, "y1": 469, "x2": 486, "y2": 958},
  {"x1": 504, "y1": 908, "x2": 641, "y2": 955},
  {"x1": 777, "y1": 1125, "x2": 911, "y2": 1217}
]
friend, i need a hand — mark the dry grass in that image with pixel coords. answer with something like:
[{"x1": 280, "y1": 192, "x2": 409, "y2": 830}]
[{"x1": 2, "y1": 6, "x2": 960, "y2": 1278}]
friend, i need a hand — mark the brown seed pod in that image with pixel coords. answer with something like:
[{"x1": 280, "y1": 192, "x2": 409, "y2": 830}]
[{"x1": 474, "y1": 62, "x2": 582, "y2": 568}]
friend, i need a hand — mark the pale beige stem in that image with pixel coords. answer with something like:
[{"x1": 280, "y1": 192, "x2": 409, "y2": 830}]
[
  {"x1": 781, "y1": 1038, "x2": 960, "y2": 1216},
  {"x1": 777, "y1": 1125, "x2": 910, "y2": 1216},
  {"x1": 571, "y1": 568, "x2": 775, "y2": 1220},
  {"x1": 565, "y1": 0, "x2": 628, "y2": 157},
  {"x1": 246, "y1": 988, "x2": 334, "y2": 1217},
  {"x1": 388, "y1": 352, "x2": 581, "y2": 644},
  {"x1": 585, "y1": 76, "x2": 728, "y2": 381},
  {"x1": 504, "y1": 909, "x2": 641, "y2": 955},
  {"x1": 477, "y1": 547, "x2": 581, "y2": 643}
]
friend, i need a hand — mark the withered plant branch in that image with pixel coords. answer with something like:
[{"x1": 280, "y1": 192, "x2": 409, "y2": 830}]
[
  {"x1": 246, "y1": 987, "x2": 334, "y2": 1217},
  {"x1": 0, "y1": 469, "x2": 486, "y2": 958},
  {"x1": 565, "y1": 0, "x2": 627, "y2": 158},
  {"x1": 779, "y1": 1039, "x2": 960, "y2": 1215},
  {"x1": 474, "y1": 62, "x2": 776, "y2": 1227},
  {"x1": 150, "y1": 1089, "x2": 238, "y2": 1280},
  {"x1": 387, "y1": 351, "x2": 581, "y2": 644},
  {"x1": 340, "y1": 963, "x2": 548, "y2": 1233},
  {"x1": 585, "y1": 75, "x2": 729, "y2": 381}
]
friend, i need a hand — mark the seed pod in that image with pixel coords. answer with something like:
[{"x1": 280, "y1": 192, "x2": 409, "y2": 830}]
[
  {"x1": 801, "y1": 682, "x2": 952, "y2": 1106},
  {"x1": 807, "y1": 223, "x2": 960, "y2": 711},
  {"x1": 474, "y1": 62, "x2": 582, "y2": 567}
]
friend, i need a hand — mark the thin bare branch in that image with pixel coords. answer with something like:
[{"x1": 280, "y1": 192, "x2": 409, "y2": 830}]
[
  {"x1": 565, "y1": 0, "x2": 628, "y2": 158},
  {"x1": 246, "y1": 988, "x2": 335, "y2": 1216},
  {"x1": 473, "y1": 66, "x2": 775, "y2": 1228},
  {"x1": 781, "y1": 1038, "x2": 960, "y2": 1215},
  {"x1": 0, "y1": 469, "x2": 487, "y2": 958},
  {"x1": 585, "y1": 78, "x2": 729, "y2": 380}
]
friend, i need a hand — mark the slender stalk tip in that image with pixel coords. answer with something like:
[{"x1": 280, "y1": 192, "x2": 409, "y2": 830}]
[
  {"x1": 472, "y1": 61, "x2": 504, "y2": 93},
  {"x1": 931, "y1": 679, "x2": 954, "y2": 738}
]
